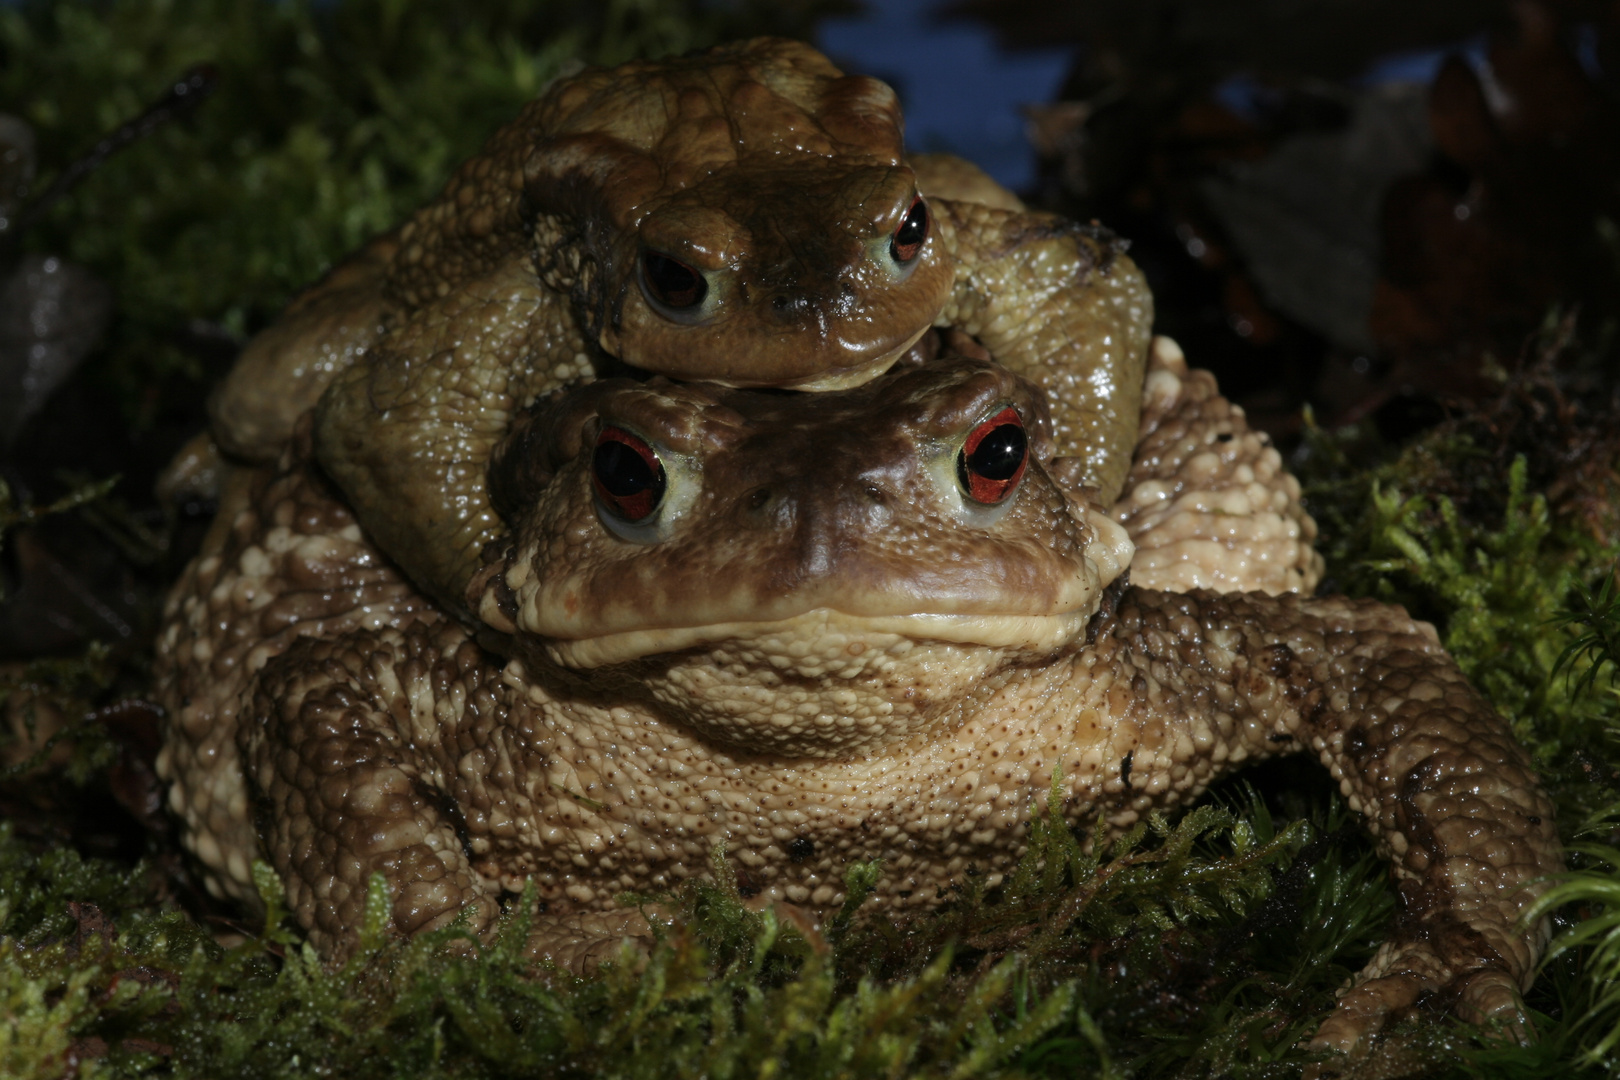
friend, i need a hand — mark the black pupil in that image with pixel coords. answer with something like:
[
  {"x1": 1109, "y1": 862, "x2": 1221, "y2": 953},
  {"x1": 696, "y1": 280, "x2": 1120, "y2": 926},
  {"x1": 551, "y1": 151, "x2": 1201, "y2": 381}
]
[
  {"x1": 594, "y1": 440, "x2": 665, "y2": 499},
  {"x1": 643, "y1": 253, "x2": 707, "y2": 308},
  {"x1": 892, "y1": 201, "x2": 927, "y2": 255},
  {"x1": 967, "y1": 424, "x2": 1026, "y2": 480}
]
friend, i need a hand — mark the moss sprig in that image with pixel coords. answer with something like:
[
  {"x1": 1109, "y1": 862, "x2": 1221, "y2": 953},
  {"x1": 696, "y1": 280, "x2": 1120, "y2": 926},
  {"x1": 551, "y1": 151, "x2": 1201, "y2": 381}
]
[
  {"x1": 1552, "y1": 568, "x2": 1620, "y2": 703},
  {"x1": 0, "y1": 788, "x2": 1399, "y2": 1079},
  {"x1": 0, "y1": 474, "x2": 119, "y2": 602}
]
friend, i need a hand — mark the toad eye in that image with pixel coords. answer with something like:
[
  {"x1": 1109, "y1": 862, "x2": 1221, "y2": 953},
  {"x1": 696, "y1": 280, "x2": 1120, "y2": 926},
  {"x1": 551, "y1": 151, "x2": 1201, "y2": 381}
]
[
  {"x1": 639, "y1": 252, "x2": 709, "y2": 312},
  {"x1": 956, "y1": 407, "x2": 1027, "y2": 505},
  {"x1": 890, "y1": 196, "x2": 929, "y2": 264},
  {"x1": 593, "y1": 427, "x2": 667, "y2": 523}
]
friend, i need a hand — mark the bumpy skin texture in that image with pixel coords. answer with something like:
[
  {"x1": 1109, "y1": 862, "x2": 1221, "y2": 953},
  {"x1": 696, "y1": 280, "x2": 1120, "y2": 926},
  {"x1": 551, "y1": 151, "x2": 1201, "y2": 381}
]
[
  {"x1": 155, "y1": 334, "x2": 1294, "y2": 909},
  {"x1": 158, "y1": 356, "x2": 1560, "y2": 1057},
  {"x1": 154, "y1": 456, "x2": 440, "y2": 895},
  {"x1": 208, "y1": 38, "x2": 1150, "y2": 613},
  {"x1": 1113, "y1": 337, "x2": 1322, "y2": 596}
]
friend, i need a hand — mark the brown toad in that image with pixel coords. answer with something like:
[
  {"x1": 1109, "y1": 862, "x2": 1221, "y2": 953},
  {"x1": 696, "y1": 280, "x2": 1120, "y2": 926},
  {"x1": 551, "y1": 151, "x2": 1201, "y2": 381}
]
[
  {"x1": 205, "y1": 38, "x2": 1153, "y2": 616},
  {"x1": 157, "y1": 351, "x2": 1558, "y2": 1056}
]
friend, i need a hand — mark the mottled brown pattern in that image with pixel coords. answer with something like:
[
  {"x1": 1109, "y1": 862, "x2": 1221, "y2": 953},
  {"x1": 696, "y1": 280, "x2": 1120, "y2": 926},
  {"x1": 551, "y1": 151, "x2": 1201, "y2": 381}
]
[
  {"x1": 482, "y1": 358, "x2": 1109, "y2": 646},
  {"x1": 158, "y1": 357, "x2": 1559, "y2": 1058},
  {"x1": 152, "y1": 435, "x2": 440, "y2": 904},
  {"x1": 205, "y1": 39, "x2": 1151, "y2": 615}
]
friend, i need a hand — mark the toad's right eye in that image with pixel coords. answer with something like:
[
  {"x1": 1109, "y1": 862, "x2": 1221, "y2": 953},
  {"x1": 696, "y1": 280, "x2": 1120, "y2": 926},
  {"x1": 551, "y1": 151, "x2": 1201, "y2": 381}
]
[
  {"x1": 640, "y1": 252, "x2": 709, "y2": 312},
  {"x1": 593, "y1": 428, "x2": 666, "y2": 523}
]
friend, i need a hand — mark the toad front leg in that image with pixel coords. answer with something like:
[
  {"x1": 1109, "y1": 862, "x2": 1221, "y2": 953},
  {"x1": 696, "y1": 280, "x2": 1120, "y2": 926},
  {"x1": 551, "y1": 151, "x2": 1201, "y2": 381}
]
[
  {"x1": 241, "y1": 624, "x2": 501, "y2": 958},
  {"x1": 1090, "y1": 588, "x2": 1563, "y2": 1053},
  {"x1": 240, "y1": 622, "x2": 653, "y2": 968}
]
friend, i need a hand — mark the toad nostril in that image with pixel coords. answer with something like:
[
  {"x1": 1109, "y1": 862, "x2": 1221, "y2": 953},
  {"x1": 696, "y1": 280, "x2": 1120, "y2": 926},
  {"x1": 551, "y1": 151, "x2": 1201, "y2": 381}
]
[
  {"x1": 746, "y1": 487, "x2": 772, "y2": 511},
  {"x1": 862, "y1": 484, "x2": 885, "y2": 505}
]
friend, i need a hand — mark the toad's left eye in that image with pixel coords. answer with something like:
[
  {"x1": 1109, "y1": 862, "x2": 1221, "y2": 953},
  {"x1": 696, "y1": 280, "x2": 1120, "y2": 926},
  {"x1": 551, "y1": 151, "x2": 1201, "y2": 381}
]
[
  {"x1": 956, "y1": 407, "x2": 1027, "y2": 505},
  {"x1": 890, "y1": 196, "x2": 928, "y2": 264}
]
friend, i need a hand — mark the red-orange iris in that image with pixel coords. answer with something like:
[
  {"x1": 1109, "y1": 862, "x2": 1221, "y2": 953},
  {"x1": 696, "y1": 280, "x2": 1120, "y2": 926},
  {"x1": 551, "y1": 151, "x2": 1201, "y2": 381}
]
[
  {"x1": 890, "y1": 196, "x2": 928, "y2": 263},
  {"x1": 593, "y1": 427, "x2": 666, "y2": 522},
  {"x1": 957, "y1": 406, "x2": 1027, "y2": 504}
]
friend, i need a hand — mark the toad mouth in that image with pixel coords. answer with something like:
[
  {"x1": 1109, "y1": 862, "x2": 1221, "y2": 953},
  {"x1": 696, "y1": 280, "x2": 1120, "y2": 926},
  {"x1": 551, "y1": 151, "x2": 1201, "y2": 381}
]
[
  {"x1": 751, "y1": 325, "x2": 933, "y2": 392},
  {"x1": 540, "y1": 607, "x2": 1091, "y2": 669}
]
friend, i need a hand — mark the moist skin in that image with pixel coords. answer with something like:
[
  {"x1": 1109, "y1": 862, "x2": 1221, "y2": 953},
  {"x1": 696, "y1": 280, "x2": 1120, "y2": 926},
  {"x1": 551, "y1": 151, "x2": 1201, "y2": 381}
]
[
  {"x1": 157, "y1": 354, "x2": 1557, "y2": 1058},
  {"x1": 206, "y1": 39, "x2": 1152, "y2": 616}
]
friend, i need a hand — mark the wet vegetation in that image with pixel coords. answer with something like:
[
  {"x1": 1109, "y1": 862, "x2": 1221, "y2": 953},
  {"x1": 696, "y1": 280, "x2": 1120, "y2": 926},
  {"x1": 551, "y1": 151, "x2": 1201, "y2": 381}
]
[{"x1": 2, "y1": 1, "x2": 1619, "y2": 1077}]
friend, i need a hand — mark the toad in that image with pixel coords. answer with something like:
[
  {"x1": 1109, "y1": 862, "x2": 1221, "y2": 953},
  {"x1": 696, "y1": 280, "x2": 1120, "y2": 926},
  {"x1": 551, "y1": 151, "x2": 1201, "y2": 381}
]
[
  {"x1": 156, "y1": 350, "x2": 1558, "y2": 1056},
  {"x1": 203, "y1": 38, "x2": 1154, "y2": 616}
]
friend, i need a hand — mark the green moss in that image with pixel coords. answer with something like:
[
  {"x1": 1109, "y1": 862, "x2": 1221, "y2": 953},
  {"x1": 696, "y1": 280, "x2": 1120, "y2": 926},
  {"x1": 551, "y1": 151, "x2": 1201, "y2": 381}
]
[
  {"x1": 0, "y1": 476, "x2": 119, "y2": 601},
  {"x1": 0, "y1": 793, "x2": 1350, "y2": 1078},
  {"x1": 1299, "y1": 412, "x2": 1619, "y2": 788}
]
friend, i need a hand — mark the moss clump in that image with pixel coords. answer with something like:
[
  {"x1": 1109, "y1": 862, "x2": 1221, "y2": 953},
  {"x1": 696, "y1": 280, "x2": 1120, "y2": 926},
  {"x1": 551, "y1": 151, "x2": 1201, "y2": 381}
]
[{"x1": 0, "y1": 794, "x2": 1366, "y2": 1079}]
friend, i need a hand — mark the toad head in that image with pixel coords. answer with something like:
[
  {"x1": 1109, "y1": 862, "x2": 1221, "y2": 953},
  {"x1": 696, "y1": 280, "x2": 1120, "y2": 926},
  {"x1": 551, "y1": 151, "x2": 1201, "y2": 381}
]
[{"x1": 474, "y1": 355, "x2": 1133, "y2": 757}]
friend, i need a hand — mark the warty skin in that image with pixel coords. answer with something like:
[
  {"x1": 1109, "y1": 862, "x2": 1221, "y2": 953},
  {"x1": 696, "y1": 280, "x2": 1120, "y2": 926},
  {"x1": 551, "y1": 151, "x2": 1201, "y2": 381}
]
[
  {"x1": 203, "y1": 38, "x2": 1153, "y2": 618},
  {"x1": 157, "y1": 353, "x2": 1560, "y2": 1057}
]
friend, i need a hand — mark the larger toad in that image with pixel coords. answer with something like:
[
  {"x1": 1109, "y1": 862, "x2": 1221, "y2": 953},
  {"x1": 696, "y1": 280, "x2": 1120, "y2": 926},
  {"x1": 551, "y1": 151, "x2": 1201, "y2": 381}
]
[
  {"x1": 205, "y1": 38, "x2": 1152, "y2": 616},
  {"x1": 157, "y1": 352, "x2": 1558, "y2": 1056}
]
